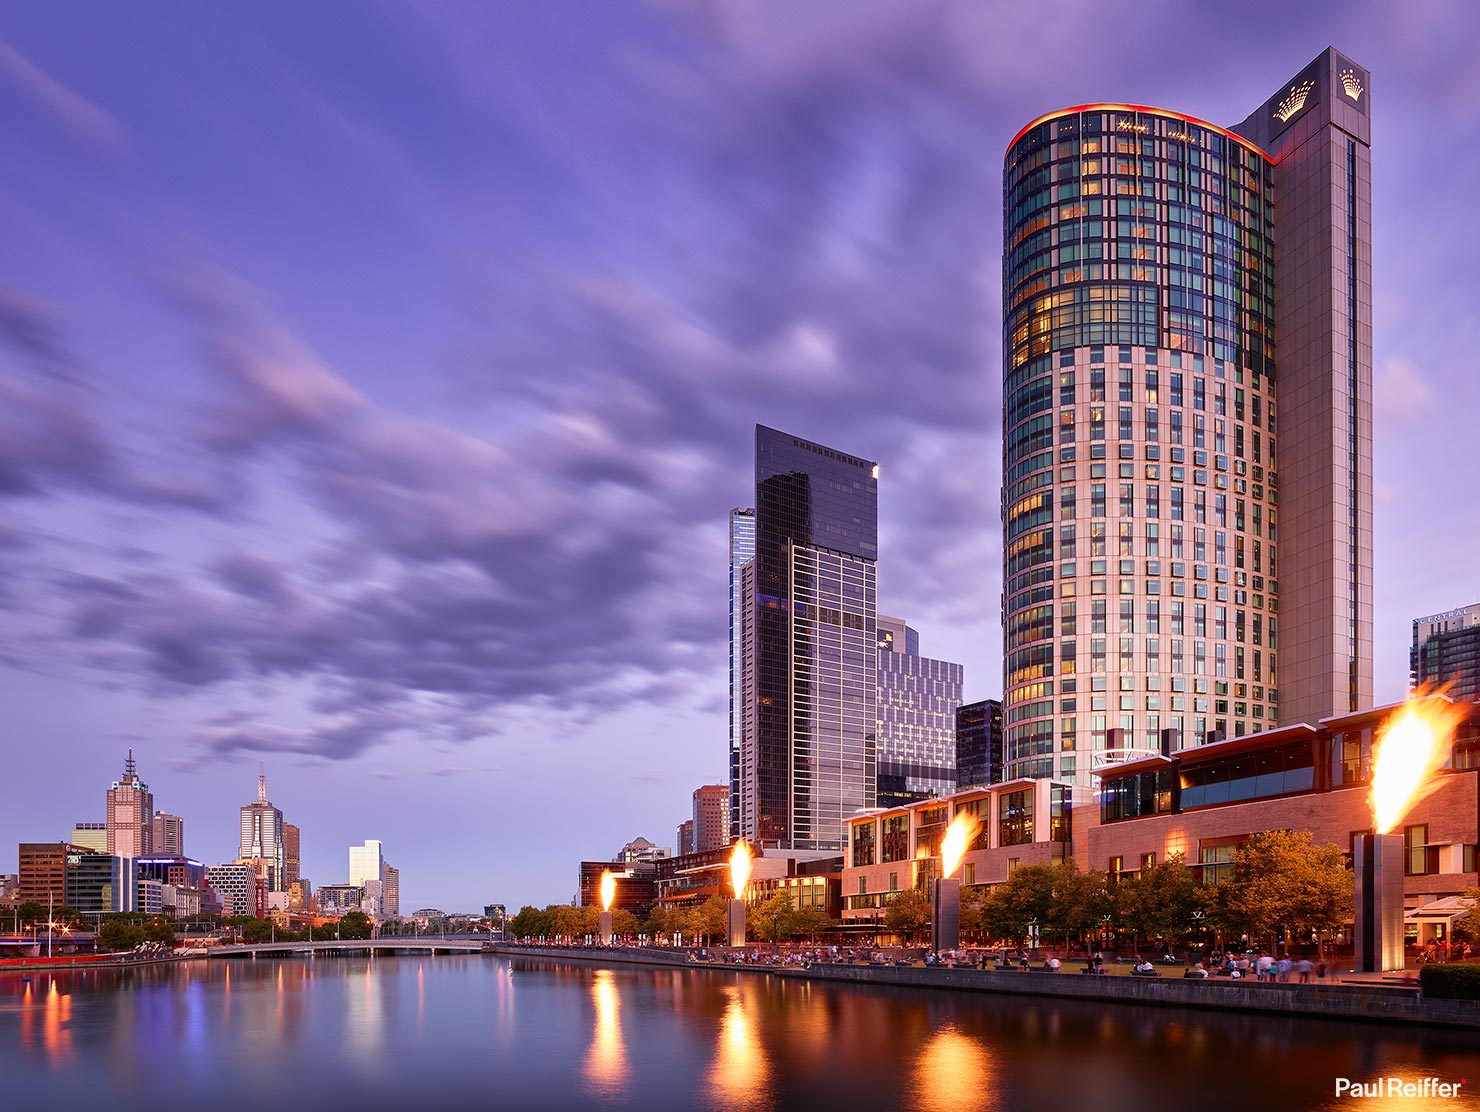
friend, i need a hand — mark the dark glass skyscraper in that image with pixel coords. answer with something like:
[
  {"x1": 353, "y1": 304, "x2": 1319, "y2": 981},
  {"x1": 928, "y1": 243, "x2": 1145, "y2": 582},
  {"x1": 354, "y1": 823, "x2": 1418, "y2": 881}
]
[
  {"x1": 1002, "y1": 48, "x2": 1373, "y2": 788},
  {"x1": 728, "y1": 507, "x2": 755, "y2": 841},
  {"x1": 738, "y1": 425, "x2": 878, "y2": 850},
  {"x1": 1411, "y1": 604, "x2": 1480, "y2": 705},
  {"x1": 955, "y1": 698, "x2": 1005, "y2": 789}
]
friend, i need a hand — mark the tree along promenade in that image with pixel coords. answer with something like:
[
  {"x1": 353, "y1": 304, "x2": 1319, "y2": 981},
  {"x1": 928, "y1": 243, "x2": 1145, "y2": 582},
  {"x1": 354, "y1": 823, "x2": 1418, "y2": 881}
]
[
  {"x1": 489, "y1": 944, "x2": 1480, "y2": 1031},
  {"x1": 208, "y1": 938, "x2": 491, "y2": 958}
]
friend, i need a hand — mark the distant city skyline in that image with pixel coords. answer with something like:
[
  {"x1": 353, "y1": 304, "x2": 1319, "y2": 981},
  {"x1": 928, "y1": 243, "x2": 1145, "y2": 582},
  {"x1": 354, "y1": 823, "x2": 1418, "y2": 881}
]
[{"x1": 2, "y1": 5, "x2": 1478, "y2": 906}]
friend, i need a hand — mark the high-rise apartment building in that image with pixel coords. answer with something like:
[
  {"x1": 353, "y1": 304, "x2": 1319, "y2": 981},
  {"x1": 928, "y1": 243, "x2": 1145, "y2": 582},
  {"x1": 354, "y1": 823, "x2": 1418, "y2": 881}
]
[
  {"x1": 206, "y1": 863, "x2": 258, "y2": 918},
  {"x1": 382, "y1": 863, "x2": 399, "y2": 919},
  {"x1": 151, "y1": 813, "x2": 185, "y2": 857},
  {"x1": 738, "y1": 425, "x2": 878, "y2": 850},
  {"x1": 282, "y1": 823, "x2": 301, "y2": 891},
  {"x1": 955, "y1": 698, "x2": 1005, "y2": 789},
  {"x1": 677, "y1": 819, "x2": 695, "y2": 857},
  {"x1": 875, "y1": 615, "x2": 963, "y2": 805},
  {"x1": 106, "y1": 750, "x2": 153, "y2": 858},
  {"x1": 1001, "y1": 48, "x2": 1373, "y2": 786},
  {"x1": 1411, "y1": 604, "x2": 1480, "y2": 705},
  {"x1": 728, "y1": 507, "x2": 756, "y2": 841},
  {"x1": 691, "y1": 784, "x2": 730, "y2": 853},
  {"x1": 239, "y1": 773, "x2": 286, "y2": 891},
  {"x1": 348, "y1": 839, "x2": 384, "y2": 917}
]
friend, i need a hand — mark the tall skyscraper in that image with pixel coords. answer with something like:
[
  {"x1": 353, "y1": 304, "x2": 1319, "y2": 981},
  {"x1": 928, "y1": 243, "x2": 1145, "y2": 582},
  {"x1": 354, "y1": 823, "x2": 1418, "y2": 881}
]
[
  {"x1": 875, "y1": 615, "x2": 963, "y2": 805},
  {"x1": 728, "y1": 507, "x2": 756, "y2": 841},
  {"x1": 106, "y1": 750, "x2": 153, "y2": 858},
  {"x1": 739, "y1": 424, "x2": 878, "y2": 850},
  {"x1": 282, "y1": 823, "x2": 301, "y2": 891},
  {"x1": 1001, "y1": 48, "x2": 1373, "y2": 787},
  {"x1": 151, "y1": 812, "x2": 185, "y2": 857},
  {"x1": 349, "y1": 839, "x2": 384, "y2": 917},
  {"x1": 677, "y1": 819, "x2": 695, "y2": 857},
  {"x1": 691, "y1": 784, "x2": 730, "y2": 853},
  {"x1": 955, "y1": 699, "x2": 1005, "y2": 789},
  {"x1": 239, "y1": 772, "x2": 286, "y2": 891},
  {"x1": 1411, "y1": 604, "x2": 1480, "y2": 705},
  {"x1": 382, "y1": 863, "x2": 399, "y2": 919}
]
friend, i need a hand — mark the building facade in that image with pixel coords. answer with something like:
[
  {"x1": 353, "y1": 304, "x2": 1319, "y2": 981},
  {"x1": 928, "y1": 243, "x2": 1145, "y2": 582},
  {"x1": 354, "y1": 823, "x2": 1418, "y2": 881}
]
[
  {"x1": 70, "y1": 823, "x2": 108, "y2": 853},
  {"x1": 729, "y1": 507, "x2": 756, "y2": 841},
  {"x1": 18, "y1": 842, "x2": 83, "y2": 905},
  {"x1": 1002, "y1": 48, "x2": 1374, "y2": 788},
  {"x1": 206, "y1": 863, "x2": 258, "y2": 918},
  {"x1": 691, "y1": 784, "x2": 730, "y2": 853},
  {"x1": 739, "y1": 424, "x2": 879, "y2": 851},
  {"x1": 876, "y1": 615, "x2": 963, "y2": 805},
  {"x1": 842, "y1": 699, "x2": 1479, "y2": 937},
  {"x1": 106, "y1": 750, "x2": 154, "y2": 858},
  {"x1": 239, "y1": 774, "x2": 286, "y2": 891},
  {"x1": 955, "y1": 699, "x2": 1006, "y2": 789},
  {"x1": 348, "y1": 840, "x2": 384, "y2": 916},
  {"x1": 677, "y1": 819, "x2": 695, "y2": 858},
  {"x1": 151, "y1": 813, "x2": 185, "y2": 857},
  {"x1": 317, "y1": 884, "x2": 365, "y2": 916},
  {"x1": 282, "y1": 823, "x2": 301, "y2": 891},
  {"x1": 65, "y1": 850, "x2": 138, "y2": 915},
  {"x1": 382, "y1": 863, "x2": 399, "y2": 919},
  {"x1": 1412, "y1": 604, "x2": 1480, "y2": 705}
]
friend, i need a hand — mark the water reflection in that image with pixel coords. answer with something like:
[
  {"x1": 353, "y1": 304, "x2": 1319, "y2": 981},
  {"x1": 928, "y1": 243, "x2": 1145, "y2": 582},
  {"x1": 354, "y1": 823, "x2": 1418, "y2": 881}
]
[
  {"x1": 909, "y1": 1025, "x2": 994, "y2": 1112},
  {"x1": 707, "y1": 983, "x2": 772, "y2": 1112},
  {"x1": 585, "y1": 969, "x2": 628, "y2": 1099}
]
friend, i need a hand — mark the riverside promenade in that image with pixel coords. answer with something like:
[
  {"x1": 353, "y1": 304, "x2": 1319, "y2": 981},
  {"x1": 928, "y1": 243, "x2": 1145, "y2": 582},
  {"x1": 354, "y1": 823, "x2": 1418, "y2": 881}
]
[{"x1": 491, "y1": 944, "x2": 1480, "y2": 1030}]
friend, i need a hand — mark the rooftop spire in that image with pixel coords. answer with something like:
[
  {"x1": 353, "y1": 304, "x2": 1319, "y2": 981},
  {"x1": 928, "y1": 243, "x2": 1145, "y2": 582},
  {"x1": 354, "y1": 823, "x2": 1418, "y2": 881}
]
[
  {"x1": 125, "y1": 747, "x2": 137, "y2": 779},
  {"x1": 258, "y1": 760, "x2": 267, "y2": 803}
]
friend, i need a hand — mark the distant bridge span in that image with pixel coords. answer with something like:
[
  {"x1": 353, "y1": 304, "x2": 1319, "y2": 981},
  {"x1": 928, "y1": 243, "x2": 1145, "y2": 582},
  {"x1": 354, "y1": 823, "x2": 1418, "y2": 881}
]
[{"x1": 209, "y1": 938, "x2": 491, "y2": 958}]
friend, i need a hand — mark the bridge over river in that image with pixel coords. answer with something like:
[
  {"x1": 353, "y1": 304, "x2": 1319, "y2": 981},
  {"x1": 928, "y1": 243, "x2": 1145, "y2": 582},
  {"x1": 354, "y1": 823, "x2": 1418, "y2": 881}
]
[{"x1": 209, "y1": 938, "x2": 491, "y2": 959}]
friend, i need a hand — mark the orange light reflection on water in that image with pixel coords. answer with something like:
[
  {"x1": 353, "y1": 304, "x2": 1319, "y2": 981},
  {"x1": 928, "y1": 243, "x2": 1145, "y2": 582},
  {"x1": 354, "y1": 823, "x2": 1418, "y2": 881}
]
[
  {"x1": 707, "y1": 984, "x2": 772, "y2": 1111},
  {"x1": 585, "y1": 969, "x2": 628, "y2": 1098},
  {"x1": 909, "y1": 1026, "x2": 994, "y2": 1112}
]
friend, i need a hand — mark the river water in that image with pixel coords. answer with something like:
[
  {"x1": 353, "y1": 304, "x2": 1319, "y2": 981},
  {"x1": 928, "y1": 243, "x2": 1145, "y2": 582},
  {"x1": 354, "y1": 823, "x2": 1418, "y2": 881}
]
[{"x1": 2, "y1": 956, "x2": 1476, "y2": 1111}]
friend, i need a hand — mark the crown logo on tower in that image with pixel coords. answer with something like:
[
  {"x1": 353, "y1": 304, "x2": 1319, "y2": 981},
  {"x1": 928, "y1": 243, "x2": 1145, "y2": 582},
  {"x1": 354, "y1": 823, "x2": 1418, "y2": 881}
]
[
  {"x1": 1339, "y1": 69, "x2": 1363, "y2": 102},
  {"x1": 1273, "y1": 80, "x2": 1315, "y2": 123}
]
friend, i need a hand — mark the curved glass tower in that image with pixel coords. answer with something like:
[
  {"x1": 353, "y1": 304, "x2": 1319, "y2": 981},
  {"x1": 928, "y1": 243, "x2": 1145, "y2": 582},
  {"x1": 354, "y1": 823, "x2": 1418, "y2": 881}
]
[{"x1": 1001, "y1": 48, "x2": 1373, "y2": 787}]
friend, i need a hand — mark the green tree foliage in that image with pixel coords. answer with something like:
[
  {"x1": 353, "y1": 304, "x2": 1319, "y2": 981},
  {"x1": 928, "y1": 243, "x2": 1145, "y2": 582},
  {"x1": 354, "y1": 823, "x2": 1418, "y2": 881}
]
[
  {"x1": 241, "y1": 918, "x2": 273, "y2": 943},
  {"x1": 1208, "y1": 829, "x2": 1352, "y2": 946},
  {"x1": 610, "y1": 909, "x2": 640, "y2": 937},
  {"x1": 748, "y1": 893, "x2": 794, "y2": 944},
  {"x1": 99, "y1": 919, "x2": 145, "y2": 951},
  {"x1": 336, "y1": 910, "x2": 374, "y2": 940},
  {"x1": 1453, "y1": 887, "x2": 1479, "y2": 941},
  {"x1": 789, "y1": 905, "x2": 833, "y2": 942},
  {"x1": 980, "y1": 861, "x2": 1109, "y2": 946},
  {"x1": 16, "y1": 902, "x2": 45, "y2": 925},
  {"x1": 959, "y1": 889, "x2": 989, "y2": 940},
  {"x1": 508, "y1": 905, "x2": 553, "y2": 939},
  {"x1": 1114, "y1": 854, "x2": 1202, "y2": 948},
  {"x1": 690, "y1": 895, "x2": 729, "y2": 944},
  {"x1": 883, "y1": 887, "x2": 930, "y2": 943},
  {"x1": 141, "y1": 917, "x2": 176, "y2": 945}
]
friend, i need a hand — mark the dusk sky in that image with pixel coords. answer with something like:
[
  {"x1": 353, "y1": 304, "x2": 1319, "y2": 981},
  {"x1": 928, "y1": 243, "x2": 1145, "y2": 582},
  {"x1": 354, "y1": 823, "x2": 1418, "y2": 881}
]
[{"x1": 3, "y1": 1, "x2": 1477, "y2": 911}]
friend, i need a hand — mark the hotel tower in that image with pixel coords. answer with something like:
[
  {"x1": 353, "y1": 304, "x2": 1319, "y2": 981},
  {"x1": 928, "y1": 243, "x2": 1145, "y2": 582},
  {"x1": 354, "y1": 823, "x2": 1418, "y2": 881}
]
[{"x1": 1001, "y1": 48, "x2": 1373, "y2": 786}]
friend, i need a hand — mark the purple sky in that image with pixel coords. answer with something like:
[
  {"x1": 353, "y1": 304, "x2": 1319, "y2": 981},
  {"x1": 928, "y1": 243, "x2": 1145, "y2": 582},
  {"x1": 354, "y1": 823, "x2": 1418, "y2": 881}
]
[{"x1": 2, "y1": 2, "x2": 1478, "y2": 911}]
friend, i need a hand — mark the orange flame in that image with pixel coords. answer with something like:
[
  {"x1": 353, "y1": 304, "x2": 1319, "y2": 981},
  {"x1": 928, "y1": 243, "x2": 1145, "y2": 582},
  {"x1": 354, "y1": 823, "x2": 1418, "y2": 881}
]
[
  {"x1": 940, "y1": 810, "x2": 981, "y2": 879},
  {"x1": 599, "y1": 869, "x2": 616, "y2": 913},
  {"x1": 729, "y1": 840, "x2": 752, "y2": 898},
  {"x1": 1371, "y1": 694, "x2": 1466, "y2": 834}
]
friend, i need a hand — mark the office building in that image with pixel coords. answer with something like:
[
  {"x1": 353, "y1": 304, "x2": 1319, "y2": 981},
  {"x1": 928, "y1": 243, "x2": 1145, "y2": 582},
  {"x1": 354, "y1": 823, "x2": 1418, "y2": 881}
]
[
  {"x1": 677, "y1": 819, "x2": 695, "y2": 857},
  {"x1": 151, "y1": 813, "x2": 185, "y2": 857},
  {"x1": 876, "y1": 615, "x2": 963, "y2": 806},
  {"x1": 1412, "y1": 604, "x2": 1480, "y2": 705},
  {"x1": 0, "y1": 875, "x2": 17, "y2": 900},
  {"x1": 691, "y1": 784, "x2": 730, "y2": 853},
  {"x1": 239, "y1": 772, "x2": 286, "y2": 891},
  {"x1": 383, "y1": 864, "x2": 399, "y2": 919},
  {"x1": 206, "y1": 863, "x2": 259, "y2": 918},
  {"x1": 282, "y1": 823, "x2": 301, "y2": 891},
  {"x1": 1002, "y1": 48, "x2": 1373, "y2": 787},
  {"x1": 65, "y1": 850, "x2": 138, "y2": 915},
  {"x1": 318, "y1": 884, "x2": 365, "y2": 915},
  {"x1": 956, "y1": 699, "x2": 1005, "y2": 789},
  {"x1": 106, "y1": 750, "x2": 153, "y2": 858},
  {"x1": 738, "y1": 424, "x2": 879, "y2": 851},
  {"x1": 616, "y1": 836, "x2": 669, "y2": 864},
  {"x1": 729, "y1": 506, "x2": 756, "y2": 840},
  {"x1": 18, "y1": 842, "x2": 83, "y2": 905},
  {"x1": 70, "y1": 823, "x2": 108, "y2": 853}
]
